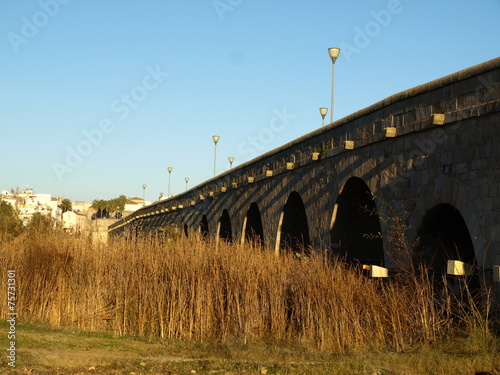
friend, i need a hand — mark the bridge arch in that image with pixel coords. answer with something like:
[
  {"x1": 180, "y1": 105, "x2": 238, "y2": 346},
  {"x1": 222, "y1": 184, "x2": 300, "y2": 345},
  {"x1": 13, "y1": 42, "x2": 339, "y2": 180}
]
[
  {"x1": 408, "y1": 174, "x2": 487, "y2": 267},
  {"x1": 200, "y1": 214, "x2": 209, "y2": 240},
  {"x1": 414, "y1": 203, "x2": 476, "y2": 272},
  {"x1": 414, "y1": 203, "x2": 481, "y2": 308},
  {"x1": 242, "y1": 202, "x2": 264, "y2": 246},
  {"x1": 276, "y1": 191, "x2": 310, "y2": 254},
  {"x1": 330, "y1": 177, "x2": 384, "y2": 265},
  {"x1": 217, "y1": 209, "x2": 233, "y2": 243}
]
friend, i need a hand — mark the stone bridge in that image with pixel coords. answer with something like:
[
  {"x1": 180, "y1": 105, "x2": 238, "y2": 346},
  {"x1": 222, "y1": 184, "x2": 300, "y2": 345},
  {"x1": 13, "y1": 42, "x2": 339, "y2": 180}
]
[{"x1": 109, "y1": 57, "x2": 500, "y2": 279}]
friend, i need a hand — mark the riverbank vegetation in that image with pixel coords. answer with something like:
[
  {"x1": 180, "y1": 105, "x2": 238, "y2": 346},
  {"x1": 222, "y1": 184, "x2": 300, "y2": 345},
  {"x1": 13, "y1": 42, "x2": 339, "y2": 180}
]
[{"x1": 0, "y1": 226, "x2": 498, "y2": 373}]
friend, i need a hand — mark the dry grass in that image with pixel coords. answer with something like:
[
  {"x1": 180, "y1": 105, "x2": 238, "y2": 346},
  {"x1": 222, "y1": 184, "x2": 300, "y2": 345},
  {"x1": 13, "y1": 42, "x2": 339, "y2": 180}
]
[{"x1": 0, "y1": 228, "x2": 496, "y2": 356}]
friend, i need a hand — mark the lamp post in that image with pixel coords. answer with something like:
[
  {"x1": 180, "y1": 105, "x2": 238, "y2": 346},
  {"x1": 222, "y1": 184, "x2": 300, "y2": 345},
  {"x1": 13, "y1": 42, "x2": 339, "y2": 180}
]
[
  {"x1": 228, "y1": 156, "x2": 234, "y2": 169},
  {"x1": 319, "y1": 107, "x2": 328, "y2": 127},
  {"x1": 167, "y1": 167, "x2": 173, "y2": 197},
  {"x1": 212, "y1": 135, "x2": 220, "y2": 176},
  {"x1": 185, "y1": 177, "x2": 189, "y2": 191},
  {"x1": 142, "y1": 184, "x2": 147, "y2": 206},
  {"x1": 328, "y1": 47, "x2": 340, "y2": 123}
]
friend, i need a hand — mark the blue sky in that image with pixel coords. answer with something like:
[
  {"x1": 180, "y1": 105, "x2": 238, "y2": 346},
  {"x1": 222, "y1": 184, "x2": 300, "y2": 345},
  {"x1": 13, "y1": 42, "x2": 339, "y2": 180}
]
[{"x1": 1, "y1": 0, "x2": 499, "y2": 203}]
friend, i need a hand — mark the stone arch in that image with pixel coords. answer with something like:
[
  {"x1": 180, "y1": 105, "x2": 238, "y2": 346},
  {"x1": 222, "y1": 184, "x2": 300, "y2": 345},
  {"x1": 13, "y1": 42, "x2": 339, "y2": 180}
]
[
  {"x1": 276, "y1": 191, "x2": 310, "y2": 253},
  {"x1": 242, "y1": 202, "x2": 264, "y2": 246},
  {"x1": 414, "y1": 203, "x2": 476, "y2": 273},
  {"x1": 330, "y1": 177, "x2": 384, "y2": 265},
  {"x1": 217, "y1": 209, "x2": 233, "y2": 243},
  {"x1": 200, "y1": 214, "x2": 209, "y2": 240},
  {"x1": 414, "y1": 203, "x2": 482, "y2": 309},
  {"x1": 409, "y1": 174, "x2": 486, "y2": 267}
]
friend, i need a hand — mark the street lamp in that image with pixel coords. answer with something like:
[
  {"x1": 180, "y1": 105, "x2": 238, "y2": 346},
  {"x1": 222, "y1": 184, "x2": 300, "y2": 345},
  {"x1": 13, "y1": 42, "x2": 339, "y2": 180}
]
[
  {"x1": 319, "y1": 107, "x2": 328, "y2": 127},
  {"x1": 167, "y1": 167, "x2": 173, "y2": 197},
  {"x1": 212, "y1": 135, "x2": 220, "y2": 176},
  {"x1": 328, "y1": 47, "x2": 340, "y2": 123},
  {"x1": 142, "y1": 184, "x2": 147, "y2": 206},
  {"x1": 185, "y1": 177, "x2": 190, "y2": 191},
  {"x1": 228, "y1": 156, "x2": 234, "y2": 169}
]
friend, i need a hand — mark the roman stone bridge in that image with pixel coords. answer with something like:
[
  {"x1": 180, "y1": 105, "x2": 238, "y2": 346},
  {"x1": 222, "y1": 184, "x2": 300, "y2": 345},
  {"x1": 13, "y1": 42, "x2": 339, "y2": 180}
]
[{"x1": 109, "y1": 57, "x2": 500, "y2": 279}]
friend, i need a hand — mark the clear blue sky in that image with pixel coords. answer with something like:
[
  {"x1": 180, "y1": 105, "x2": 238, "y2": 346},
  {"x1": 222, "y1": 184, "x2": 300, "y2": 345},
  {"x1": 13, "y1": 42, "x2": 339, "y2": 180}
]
[{"x1": 1, "y1": 0, "x2": 499, "y2": 203}]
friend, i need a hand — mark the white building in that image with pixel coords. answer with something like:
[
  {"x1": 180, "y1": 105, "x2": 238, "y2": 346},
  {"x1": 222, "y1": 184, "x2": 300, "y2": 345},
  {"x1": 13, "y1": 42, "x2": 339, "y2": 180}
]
[
  {"x1": 72, "y1": 201, "x2": 92, "y2": 213},
  {"x1": 124, "y1": 197, "x2": 151, "y2": 212},
  {"x1": 61, "y1": 211, "x2": 90, "y2": 234},
  {"x1": 1, "y1": 186, "x2": 60, "y2": 224}
]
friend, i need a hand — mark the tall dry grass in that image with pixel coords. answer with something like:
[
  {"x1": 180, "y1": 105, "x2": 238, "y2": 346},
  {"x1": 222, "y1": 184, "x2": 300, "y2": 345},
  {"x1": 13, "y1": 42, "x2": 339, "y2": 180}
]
[{"x1": 0, "y1": 228, "x2": 493, "y2": 353}]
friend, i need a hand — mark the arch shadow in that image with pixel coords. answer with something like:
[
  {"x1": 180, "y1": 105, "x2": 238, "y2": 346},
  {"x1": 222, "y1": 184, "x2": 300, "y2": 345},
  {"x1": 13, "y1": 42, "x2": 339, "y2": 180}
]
[
  {"x1": 218, "y1": 209, "x2": 233, "y2": 243},
  {"x1": 330, "y1": 177, "x2": 384, "y2": 266},
  {"x1": 415, "y1": 203, "x2": 476, "y2": 272},
  {"x1": 200, "y1": 214, "x2": 209, "y2": 240},
  {"x1": 414, "y1": 203, "x2": 481, "y2": 311},
  {"x1": 243, "y1": 202, "x2": 265, "y2": 246},
  {"x1": 277, "y1": 191, "x2": 311, "y2": 254}
]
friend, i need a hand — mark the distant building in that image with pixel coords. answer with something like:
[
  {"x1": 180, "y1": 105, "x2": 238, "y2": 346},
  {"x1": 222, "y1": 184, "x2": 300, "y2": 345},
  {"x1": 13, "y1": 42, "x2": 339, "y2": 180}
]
[
  {"x1": 0, "y1": 186, "x2": 59, "y2": 224},
  {"x1": 1, "y1": 187, "x2": 149, "y2": 240},
  {"x1": 72, "y1": 201, "x2": 92, "y2": 213},
  {"x1": 62, "y1": 211, "x2": 91, "y2": 234},
  {"x1": 124, "y1": 197, "x2": 151, "y2": 212}
]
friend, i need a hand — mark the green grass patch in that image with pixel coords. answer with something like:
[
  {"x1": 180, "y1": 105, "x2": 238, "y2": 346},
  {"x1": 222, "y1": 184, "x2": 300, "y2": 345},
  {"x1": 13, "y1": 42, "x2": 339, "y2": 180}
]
[{"x1": 0, "y1": 320, "x2": 498, "y2": 374}]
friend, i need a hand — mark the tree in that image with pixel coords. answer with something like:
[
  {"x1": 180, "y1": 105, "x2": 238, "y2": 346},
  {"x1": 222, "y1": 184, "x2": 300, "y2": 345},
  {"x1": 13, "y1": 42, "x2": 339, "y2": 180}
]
[
  {"x1": 59, "y1": 198, "x2": 72, "y2": 213},
  {"x1": 91, "y1": 199, "x2": 109, "y2": 219},
  {"x1": 0, "y1": 201, "x2": 24, "y2": 242},
  {"x1": 91, "y1": 195, "x2": 127, "y2": 219},
  {"x1": 26, "y1": 212, "x2": 55, "y2": 234},
  {"x1": 114, "y1": 195, "x2": 127, "y2": 212}
]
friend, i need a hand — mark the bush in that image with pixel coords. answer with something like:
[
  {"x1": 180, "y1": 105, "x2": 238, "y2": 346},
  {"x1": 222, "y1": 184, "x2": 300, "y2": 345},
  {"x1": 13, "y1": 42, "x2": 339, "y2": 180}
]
[
  {"x1": 0, "y1": 201, "x2": 24, "y2": 242},
  {"x1": 25, "y1": 212, "x2": 57, "y2": 234}
]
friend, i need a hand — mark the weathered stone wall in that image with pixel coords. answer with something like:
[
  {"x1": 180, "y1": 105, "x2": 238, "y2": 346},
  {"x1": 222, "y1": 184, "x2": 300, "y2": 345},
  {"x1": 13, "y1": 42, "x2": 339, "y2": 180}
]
[{"x1": 110, "y1": 58, "x2": 500, "y2": 276}]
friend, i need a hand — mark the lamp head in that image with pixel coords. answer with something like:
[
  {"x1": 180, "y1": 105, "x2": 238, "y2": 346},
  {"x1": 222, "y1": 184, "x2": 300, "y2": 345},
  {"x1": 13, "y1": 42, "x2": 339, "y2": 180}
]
[
  {"x1": 328, "y1": 47, "x2": 341, "y2": 63},
  {"x1": 212, "y1": 135, "x2": 220, "y2": 144},
  {"x1": 168, "y1": 167, "x2": 173, "y2": 173},
  {"x1": 319, "y1": 107, "x2": 328, "y2": 119}
]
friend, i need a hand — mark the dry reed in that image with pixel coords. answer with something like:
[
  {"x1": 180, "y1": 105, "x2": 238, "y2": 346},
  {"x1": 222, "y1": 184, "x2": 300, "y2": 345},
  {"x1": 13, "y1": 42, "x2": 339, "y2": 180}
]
[{"x1": 0, "y1": 228, "x2": 492, "y2": 353}]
